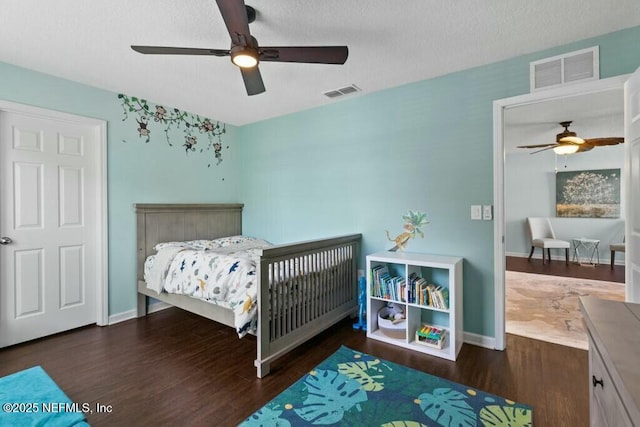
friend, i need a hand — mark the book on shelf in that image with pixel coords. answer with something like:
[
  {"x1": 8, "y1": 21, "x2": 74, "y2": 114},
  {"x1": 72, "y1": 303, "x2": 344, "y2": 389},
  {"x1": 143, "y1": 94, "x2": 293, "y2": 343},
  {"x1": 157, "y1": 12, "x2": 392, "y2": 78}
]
[
  {"x1": 439, "y1": 287, "x2": 449, "y2": 309},
  {"x1": 434, "y1": 286, "x2": 444, "y2": 309},
  {"x1": 408, "y1": 273, "x2": 428, "y2": 305},
  {"x1": 422, "y1": 284, "x2": 449, "y2": 310},
  {"x1": 371, "y1": 265, "x2": 388, "y2": 298},
  {"x1": 431, "y1": 286, "x2": 449, "y2": 310},
  {"x1": 371, "y1": 266, "x2": 449, "y2": 307},
  {"x1": 370, "y1": 265, "x2": 405, "y2": 301},
  {"x1": 407, "y1": 273, "x2": 449, "y2": 310}
]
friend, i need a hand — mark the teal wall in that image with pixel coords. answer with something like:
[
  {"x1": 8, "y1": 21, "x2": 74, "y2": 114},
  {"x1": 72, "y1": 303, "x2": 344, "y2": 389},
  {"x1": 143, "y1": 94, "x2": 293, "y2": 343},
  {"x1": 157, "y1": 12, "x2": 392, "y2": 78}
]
[
  {"x1": 1, "y1": 25, "x2": 639, "y2": 337},
  {"x1": 0, "y1": 63, "x2": 240, "y2": 315},
  {"x1": 238, "y1": 26, "x2": 640, "y2": 337}
]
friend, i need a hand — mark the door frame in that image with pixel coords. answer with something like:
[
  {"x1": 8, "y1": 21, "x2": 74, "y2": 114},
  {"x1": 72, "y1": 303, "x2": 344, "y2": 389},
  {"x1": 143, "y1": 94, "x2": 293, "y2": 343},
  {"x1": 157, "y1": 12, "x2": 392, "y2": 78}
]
[
  {"x1": 0, "y1": 100, "x2": 108, "y2": 326},
  {"x1": 492, "y1": 75, "x2": 629, "y2": 350},
  {"x1": 624, "y1": 67, "x2": 640, "y2": 303}
]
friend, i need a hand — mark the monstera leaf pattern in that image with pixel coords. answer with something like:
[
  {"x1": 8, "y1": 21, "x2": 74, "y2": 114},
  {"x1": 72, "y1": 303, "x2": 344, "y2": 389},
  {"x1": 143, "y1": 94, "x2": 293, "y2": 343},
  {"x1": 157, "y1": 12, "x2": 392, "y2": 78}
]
[
  {"x1": 294, "y1": 369, "x2": 367, "y2": 424},
  {"x1": 337, "y1": 359, "x2": 390, "y2": 391},
  {"x1": 480, "y1": 405, "x2": 532, "y2": 426},
  {"x1": 419, "y1": 389, "x2": 476, "y2": 426},
  {"x1": 382, "y1": 422, "x2": 428, "y2": 427},
  {"x1": 240, "y1": 346, "x2": 532, "y2": 427},
  {"x1": 243, "y1": 405, "x2": 291, "y2": 426}
]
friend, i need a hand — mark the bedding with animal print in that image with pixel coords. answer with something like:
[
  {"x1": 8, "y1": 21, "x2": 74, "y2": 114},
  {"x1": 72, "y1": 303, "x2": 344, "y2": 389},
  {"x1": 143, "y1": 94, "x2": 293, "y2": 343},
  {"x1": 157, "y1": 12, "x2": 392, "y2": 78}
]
[{"x1": 144, "y1": 236, "x2": 272, "y2": 337}]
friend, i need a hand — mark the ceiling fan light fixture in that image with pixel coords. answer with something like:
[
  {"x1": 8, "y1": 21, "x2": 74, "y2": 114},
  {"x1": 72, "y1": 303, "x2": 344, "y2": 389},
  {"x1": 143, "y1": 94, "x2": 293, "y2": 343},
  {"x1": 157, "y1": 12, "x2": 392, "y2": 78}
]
[
  {"x1": 556, "y1": 121, "x2": 585, "y2": 144},
  {"x1": 553, "y1": 144, "x2": 580, "y2": 155},
  {"x1": 231, "y1": 47, "x2": 258, "y2": 68},
  {"x1": 558, "y1": 135, "x2": 585, "y2": 144}
]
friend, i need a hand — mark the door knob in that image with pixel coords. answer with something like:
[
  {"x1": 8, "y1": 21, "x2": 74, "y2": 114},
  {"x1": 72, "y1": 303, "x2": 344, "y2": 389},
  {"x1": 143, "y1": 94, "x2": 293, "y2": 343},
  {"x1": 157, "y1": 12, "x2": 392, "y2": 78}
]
[{"x1": 0, "y1": 237, "x2": 13, "y2": 245}]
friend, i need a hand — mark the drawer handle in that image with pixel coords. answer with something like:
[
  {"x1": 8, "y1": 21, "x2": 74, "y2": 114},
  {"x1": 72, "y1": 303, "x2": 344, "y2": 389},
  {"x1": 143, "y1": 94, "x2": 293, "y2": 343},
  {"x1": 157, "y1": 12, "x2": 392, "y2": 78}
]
[{"x1": 592, "y1": 376, "x2": 604, "y2": 388}]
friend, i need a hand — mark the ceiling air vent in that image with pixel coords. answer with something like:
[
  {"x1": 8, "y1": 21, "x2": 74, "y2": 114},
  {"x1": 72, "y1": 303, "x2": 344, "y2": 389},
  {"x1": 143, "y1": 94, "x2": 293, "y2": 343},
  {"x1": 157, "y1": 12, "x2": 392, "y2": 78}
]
[
  {"x1": 530, "y1": 46, "x2": 599, "y2": 92},
  {"x1": 323, "y1": 84, "x2": 361, "y2": 99}
]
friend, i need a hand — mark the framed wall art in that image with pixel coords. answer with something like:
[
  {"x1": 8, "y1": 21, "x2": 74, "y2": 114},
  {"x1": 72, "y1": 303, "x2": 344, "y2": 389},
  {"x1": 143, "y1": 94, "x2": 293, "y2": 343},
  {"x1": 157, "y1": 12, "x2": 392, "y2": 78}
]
[{"x1": 555, "y1": 168, "x2": 621, "y2": 218}]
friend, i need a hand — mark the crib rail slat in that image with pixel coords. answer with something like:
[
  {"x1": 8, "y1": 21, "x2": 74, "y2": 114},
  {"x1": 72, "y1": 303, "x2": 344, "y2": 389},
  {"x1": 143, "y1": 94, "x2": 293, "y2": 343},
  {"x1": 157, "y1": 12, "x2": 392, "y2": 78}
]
[
  {"x1": 255, "y1": 234, "x2": 360, "y2": 377},
  {"x1": 268, "y1": 242, "x2": 355, "y2": 334}
]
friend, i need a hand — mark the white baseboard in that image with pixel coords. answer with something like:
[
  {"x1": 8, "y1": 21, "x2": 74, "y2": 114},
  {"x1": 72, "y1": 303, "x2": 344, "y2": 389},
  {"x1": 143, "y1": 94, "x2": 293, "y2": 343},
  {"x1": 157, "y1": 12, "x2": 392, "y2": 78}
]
[
  {"x1": 108, "y1": 309, "x2": 136, "y2": 325},
  {"x1": 507, "y1": 250, "x2": 625, "y2": 267},
  {"x1": 505, "y1": 252, "x2": 528, "y2": 258},
  {"x1": 507, "y1": 251, "x2": 566, "y2": 261},
  {"x1": 463, "y1": 331, "x2": 497, "y2": 350},
  {"x1": 108, "y1": 301, "x2": 171, "y2": 325}
]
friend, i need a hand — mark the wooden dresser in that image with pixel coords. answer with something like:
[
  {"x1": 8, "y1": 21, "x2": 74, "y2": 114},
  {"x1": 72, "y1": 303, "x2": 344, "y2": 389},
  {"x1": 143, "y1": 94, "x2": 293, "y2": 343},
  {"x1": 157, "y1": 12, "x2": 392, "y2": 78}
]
[{"x1": 580, "y1": 296, "x2": 640, "y2": 426}]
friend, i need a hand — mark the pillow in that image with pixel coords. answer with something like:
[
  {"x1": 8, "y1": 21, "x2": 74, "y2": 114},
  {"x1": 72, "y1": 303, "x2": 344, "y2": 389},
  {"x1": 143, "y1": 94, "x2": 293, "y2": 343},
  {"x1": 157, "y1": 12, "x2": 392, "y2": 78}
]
[
  {"x1": 214, "y1": 235, "x2": 271, "y2": 247},
  {"x1": 153, "y1": 240, "x2": 219, "y2": 252},
  {"x1": 153, "y1": 236, "x2": 271, "y2": 252}
]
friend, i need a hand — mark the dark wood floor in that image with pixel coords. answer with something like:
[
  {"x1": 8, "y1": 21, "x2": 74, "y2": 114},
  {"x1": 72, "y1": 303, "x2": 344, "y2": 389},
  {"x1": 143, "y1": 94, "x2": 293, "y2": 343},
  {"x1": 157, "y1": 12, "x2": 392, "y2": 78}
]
[
  {"x1": 507, "y1": 255, "x2": 625, "y2": 283},
  {"x1": 0, "y1": 308, "x2": 588, "y2": 426}
]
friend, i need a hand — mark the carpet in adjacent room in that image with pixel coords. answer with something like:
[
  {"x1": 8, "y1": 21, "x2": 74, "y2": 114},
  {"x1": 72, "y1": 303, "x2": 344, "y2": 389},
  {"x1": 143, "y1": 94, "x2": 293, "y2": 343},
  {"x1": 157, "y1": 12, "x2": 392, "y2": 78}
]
[{"x1": 505, "y1": 270, "x2": 625, "y2": 349}]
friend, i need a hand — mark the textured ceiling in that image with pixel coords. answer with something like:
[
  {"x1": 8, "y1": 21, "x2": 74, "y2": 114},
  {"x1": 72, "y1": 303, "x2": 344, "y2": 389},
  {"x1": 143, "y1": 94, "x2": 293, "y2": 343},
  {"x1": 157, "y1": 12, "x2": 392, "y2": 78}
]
[{"x1": 1, "y1": 0, "x2": 640, "y2": 125}]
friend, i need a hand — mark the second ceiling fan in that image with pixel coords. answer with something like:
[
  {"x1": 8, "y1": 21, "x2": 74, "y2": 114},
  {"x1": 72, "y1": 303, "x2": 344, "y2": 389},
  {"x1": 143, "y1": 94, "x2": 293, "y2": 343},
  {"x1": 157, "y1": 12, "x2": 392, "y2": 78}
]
[
  {"x1": 131, "y1": 0, "x2": 348, "y2": 96},
  {"x1": 517, "y1": 121, "x2": 624, "y2": 155}
]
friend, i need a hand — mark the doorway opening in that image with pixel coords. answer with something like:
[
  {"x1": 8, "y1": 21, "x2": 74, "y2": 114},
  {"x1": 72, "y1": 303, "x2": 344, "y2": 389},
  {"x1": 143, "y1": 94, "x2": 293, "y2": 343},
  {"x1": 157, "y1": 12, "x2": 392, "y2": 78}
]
[{"x1": 493, "y1": 75, "x2": 628, "y2": 350}]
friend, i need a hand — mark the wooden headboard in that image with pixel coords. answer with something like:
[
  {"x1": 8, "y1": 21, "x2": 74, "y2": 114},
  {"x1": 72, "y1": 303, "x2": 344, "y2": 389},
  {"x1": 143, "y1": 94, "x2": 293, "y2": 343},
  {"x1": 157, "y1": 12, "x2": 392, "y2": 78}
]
[{"x1": 135, "y1": 203, "x2": 243, "y2": 281}]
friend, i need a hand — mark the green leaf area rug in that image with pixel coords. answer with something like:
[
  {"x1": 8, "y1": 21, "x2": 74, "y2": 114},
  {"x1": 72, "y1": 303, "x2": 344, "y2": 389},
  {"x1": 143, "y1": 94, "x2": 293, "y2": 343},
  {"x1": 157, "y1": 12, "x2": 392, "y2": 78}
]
[{"x1": 241, "y1": 346, "x2": 532, "y2": 427}]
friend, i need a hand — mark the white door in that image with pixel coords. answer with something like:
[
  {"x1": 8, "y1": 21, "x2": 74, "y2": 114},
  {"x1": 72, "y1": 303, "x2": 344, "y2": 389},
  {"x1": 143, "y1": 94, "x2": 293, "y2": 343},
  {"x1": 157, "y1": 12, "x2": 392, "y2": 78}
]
[
  {"x1": 0, "y1": 110, "x2": 100, "y2": 347},
  {"x1": 625, "y1": 66, "x2": 640, "y2": 302}
]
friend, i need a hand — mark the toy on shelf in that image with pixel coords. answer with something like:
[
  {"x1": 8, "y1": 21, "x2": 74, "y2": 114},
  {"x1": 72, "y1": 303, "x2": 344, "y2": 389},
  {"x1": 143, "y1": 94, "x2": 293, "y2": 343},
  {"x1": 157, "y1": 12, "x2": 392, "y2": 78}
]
[
  {"x1": 415, "y1": 324, "x2": 446, "y2": 349},
  {"x1": 353, "y1": 276, "x2": 367, "y2": 331},
  {"x1": 377, "y1": 302, "x2": 406, "y2": 339}
]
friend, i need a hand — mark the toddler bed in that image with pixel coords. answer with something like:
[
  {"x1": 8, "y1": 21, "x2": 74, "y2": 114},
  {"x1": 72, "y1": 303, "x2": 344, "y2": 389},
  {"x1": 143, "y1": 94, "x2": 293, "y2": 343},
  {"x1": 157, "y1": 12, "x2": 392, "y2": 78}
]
[{"x1": 135, "y1": 203, "x2": 361, "y2": 377}]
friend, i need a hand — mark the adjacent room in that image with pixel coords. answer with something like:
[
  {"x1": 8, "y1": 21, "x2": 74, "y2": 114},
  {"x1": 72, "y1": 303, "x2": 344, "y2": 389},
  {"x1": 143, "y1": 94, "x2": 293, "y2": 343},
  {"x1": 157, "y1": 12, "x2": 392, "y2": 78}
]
[
  {"x1": 1, "y1": 1, "x2": 640, "y2": 425},
  {"x1": 503, "y1": 88, "x2": 627, "y2": 349}
]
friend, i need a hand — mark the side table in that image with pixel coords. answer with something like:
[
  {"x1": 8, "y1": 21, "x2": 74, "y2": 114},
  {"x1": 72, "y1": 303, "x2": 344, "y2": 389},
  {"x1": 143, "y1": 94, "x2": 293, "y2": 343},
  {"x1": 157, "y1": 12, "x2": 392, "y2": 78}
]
[{"x1": 572, "y1": 238, "x2": 600, "y2": 266}]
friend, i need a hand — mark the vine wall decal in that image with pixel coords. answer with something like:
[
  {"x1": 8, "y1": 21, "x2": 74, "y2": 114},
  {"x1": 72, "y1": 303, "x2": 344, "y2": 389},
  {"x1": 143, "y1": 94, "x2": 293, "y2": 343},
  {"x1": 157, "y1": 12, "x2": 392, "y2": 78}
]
[{"x1": 117, "y1": 94, "x2": 228, "y2": 167}]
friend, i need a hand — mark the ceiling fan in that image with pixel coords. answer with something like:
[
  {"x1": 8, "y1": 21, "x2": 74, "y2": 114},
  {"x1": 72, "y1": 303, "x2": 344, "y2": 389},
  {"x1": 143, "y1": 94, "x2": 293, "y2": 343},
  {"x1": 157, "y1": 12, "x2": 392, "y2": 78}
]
[
  {"x1": 131, "y1": 0, "x2": 348, "y2": 96},
  {"x1": 517, "y1": 121, "x2": 624, "y2": 155}
]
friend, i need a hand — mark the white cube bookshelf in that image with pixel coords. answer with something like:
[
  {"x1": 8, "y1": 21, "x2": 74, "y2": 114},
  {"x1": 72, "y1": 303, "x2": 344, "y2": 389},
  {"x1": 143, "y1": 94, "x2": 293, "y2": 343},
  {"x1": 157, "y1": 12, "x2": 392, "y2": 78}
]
[{"x1": 366, "y1": 251, "x2": 463, "y2": 361}]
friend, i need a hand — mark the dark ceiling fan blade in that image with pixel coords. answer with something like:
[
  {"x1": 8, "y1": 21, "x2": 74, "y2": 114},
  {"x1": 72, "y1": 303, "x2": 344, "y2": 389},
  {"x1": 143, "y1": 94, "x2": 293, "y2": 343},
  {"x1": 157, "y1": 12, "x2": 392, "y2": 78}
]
[
  {"x1": 259, "y1": 46, "x2": 348, "y2": 64},
  {"x1": 584, "y1": 137, "x2": 624, "y2": 146},
  {"x1": 131, "y1": 46, "x2": 230, "y2": 56},
  {"x1": 518, "y1": 121, "x2": 624, "y2": 155},
  {"x1": 216, "y1": 0, "x2": 252, "y2": 46},
  {"x1": 132, "y1": 3, "x2": 349, "y2": 97},
  {"x1": 530, "y1": 146, "x2": 558, "y2": 154},
  {"x1": 576, "y1": 145, "x2": 595, "y2": 153},
  {"x1": 517, "y1": 143, "x2": 559, "y2": 149},
  {"x1": 240, "y1": 67, "x2": 265, "y2": 95}
]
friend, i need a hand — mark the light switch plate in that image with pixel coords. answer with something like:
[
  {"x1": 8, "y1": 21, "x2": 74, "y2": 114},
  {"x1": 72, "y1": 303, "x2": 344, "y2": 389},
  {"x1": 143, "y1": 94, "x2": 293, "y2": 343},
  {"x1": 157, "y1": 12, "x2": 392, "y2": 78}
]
[
  {"x1": 482, "y1": 205, "x2": 493, "y2": 220},
  {"x1": 471, "y1": 205, "x2": 482, "y2": 220}
]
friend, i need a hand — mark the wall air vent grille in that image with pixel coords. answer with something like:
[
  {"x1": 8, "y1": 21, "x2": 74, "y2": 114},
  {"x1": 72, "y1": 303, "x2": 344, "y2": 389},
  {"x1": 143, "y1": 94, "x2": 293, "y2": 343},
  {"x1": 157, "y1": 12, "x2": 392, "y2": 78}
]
[
  {"x1": 323, "y1": 84, "x2": 361, "y2": 98},
  {"x1": 530, "y1": 46, "x2": 599, "y2": 92}
]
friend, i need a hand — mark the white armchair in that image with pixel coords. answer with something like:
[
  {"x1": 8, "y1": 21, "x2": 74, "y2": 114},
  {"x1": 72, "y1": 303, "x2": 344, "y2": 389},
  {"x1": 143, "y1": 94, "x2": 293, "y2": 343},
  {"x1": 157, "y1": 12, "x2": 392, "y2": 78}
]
[{"x1": 526, "y1": 217, "x2": 570, "y2": 265}]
